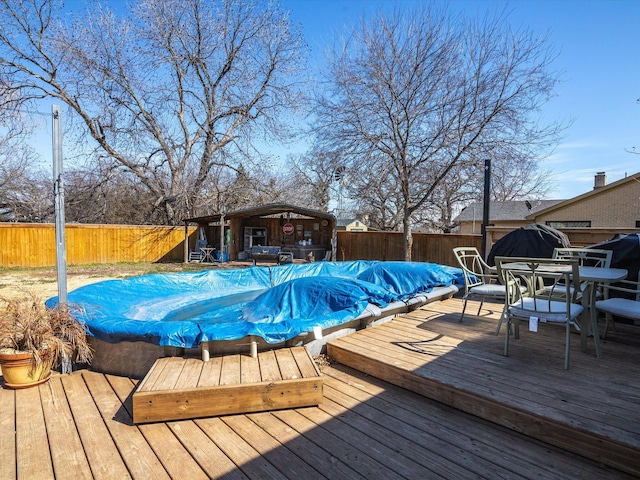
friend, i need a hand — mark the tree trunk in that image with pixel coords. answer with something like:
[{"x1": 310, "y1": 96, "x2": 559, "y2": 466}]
[{"x1": 403, "y1": 214, "x2": 413, "y2": 261}]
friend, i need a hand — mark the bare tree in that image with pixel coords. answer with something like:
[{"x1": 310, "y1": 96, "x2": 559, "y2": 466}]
[
  {"x1": 0, "y1": 166, "x2": 53, "y2": 222},
  {"x1": 346, "y1": 156, "x2": 403, "y2": 230},
  {"x1": 0, "y1": 96, "x2": 43, "y2": 221},
  {"x1": 0, "y1": 0, "x2": 307, "y2": 225},
  {"x1": 286, "y1": 150, "x2": 349, "y2": 213},
  {"x1": 61, "y1": 169, "x2": 169, "y2": 224},
  {"x1": 313, "y1": 5, "x2": 563, "y2": 259},
  {"x1": 421, "y1": 152, "x2": 555, "y2": 233}
]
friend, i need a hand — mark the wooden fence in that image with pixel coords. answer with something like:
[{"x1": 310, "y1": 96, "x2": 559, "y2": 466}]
[
  {"x1": 337, "y1": 231, "x2": 482, "y2": 267},
  {"x1": 0, "y1": 223, "x2": 196, "y2": 268},
  {"x1": 2, "y1": 221, "x2": 625, "y2": 269},
  {"x1": 1, "y1": 223, "x2": 482, "y2": 268}
]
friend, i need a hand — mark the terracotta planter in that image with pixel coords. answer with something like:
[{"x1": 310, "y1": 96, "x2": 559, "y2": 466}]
[{"x1": 0, "y1": 346, "x2": 56, "y2": 389}]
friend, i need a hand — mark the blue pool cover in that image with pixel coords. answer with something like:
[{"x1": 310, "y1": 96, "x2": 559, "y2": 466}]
[{"x1": 47, "y1": 261, "x2": 464, "y2": 348}]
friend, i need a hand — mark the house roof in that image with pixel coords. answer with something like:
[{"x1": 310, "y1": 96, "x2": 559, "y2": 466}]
[
  {"x1": 185, "y1": 203, "x2": 336, "y2": 224},
  {"x1": 454, "y1": 200, "x2": 564, "y2": 223},
  {"x1": 337, "y1": 218, "x2": 361, "y2": 227},
  {"x1": 525, "y1": 171, "x2": 640, "y2": 220}
]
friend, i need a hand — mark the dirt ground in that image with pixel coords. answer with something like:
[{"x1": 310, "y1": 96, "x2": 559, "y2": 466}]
[{"x1": 0, "y1": 261, "x2": 249, "y2": 303}]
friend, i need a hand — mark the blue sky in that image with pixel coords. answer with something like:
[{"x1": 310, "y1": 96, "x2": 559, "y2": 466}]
[
  {"x1": 28, "y1": 0, "x2": 639, "y2": 201},
  {"x1": 281, "y1": 0, "x2": 640, "y2": 199}
]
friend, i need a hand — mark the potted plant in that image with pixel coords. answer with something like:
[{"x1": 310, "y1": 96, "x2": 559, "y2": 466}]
[{"x1": 0, "y1": 294, "x2": 93, "y2": 389}]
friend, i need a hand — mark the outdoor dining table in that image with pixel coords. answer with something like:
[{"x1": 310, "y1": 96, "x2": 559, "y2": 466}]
[
  {"x1": 498, "y1": 261, "x2": 627, "y2": 358},
  {"x1": 577, "y1": 266, "x2": 627, "y2": 358}
]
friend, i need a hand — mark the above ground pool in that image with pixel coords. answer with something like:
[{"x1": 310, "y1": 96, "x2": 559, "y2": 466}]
[{"x1": 47, "y1": 261, "x2": 464, "y2": 377}]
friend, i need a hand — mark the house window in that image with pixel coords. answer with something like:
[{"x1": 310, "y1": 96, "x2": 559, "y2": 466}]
[
  {"x1": 546, "y1": 221, "x2": 591, "y2": 228},
  {"x1": 635, "y1": 221, "x2": 640, "y2": 228}
]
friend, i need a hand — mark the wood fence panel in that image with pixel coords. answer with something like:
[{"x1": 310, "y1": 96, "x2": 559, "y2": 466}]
[
  {"x1": 0, "y1": 223, "x2": 196, "y2": 268},
  {"x1": 337, "y1": 231, "x2": 482, "y2": 267},
  {"x1": 412, "y1": 234, "x2": 483, "y2": 266}
]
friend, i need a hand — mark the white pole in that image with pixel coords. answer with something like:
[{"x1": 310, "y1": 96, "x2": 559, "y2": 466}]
[{"x1": 52, "y1": 104, "x2": 71, "y2": 374}]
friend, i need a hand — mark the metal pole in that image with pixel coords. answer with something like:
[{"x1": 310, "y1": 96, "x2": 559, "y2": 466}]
[
  {"x1": 481, "y1": 158, "x2": 491, "y2": 260},
  {"x1": 52, "y1": 105, "x2": 67, "y2": 305},
  {"x1": 219, "y1": 211, "x2": 225, "y2": 263},
  {"x1": 53, "y1": 104, "x2": 71, "y2": 374}
]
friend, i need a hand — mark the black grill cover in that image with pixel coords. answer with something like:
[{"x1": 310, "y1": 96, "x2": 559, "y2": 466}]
[
  {"x1": 487, "y1": 224, "x2": 571, "y2": 266},
  {"x1": 589, "y1": 233, "x2": 640, "y2": 298}
]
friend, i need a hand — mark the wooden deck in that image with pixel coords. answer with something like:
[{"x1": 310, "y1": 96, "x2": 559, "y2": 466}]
[
  {"x1": 327, "y1": 296, "x2": 640, "y2": 477},
  {"x1": 133, "y1": 347, "x2": 322, "y2": 423},
  {"x1": 1, "y1": 296, "x2": 639, "y2": 479}
]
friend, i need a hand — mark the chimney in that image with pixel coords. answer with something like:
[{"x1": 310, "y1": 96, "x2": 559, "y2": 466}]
[{"x1": 594, "y1": 172, "x2": 607, "y2": 189}]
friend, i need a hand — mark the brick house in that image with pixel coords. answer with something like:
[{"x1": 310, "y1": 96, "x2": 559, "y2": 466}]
[
  {"x1": 527, "y1": 172, "x2": 640, "y2": 229},
  {"x1": 454, "y1": 171, "x2": 640, "y2": 246},
  {"x1": 455, "y1": 199, "x2": 563, "y2": 235}
]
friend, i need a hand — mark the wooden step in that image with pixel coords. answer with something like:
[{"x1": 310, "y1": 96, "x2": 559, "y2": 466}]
[{"x1": 133, "y1": 347, "x2": 322, "y2": 424}]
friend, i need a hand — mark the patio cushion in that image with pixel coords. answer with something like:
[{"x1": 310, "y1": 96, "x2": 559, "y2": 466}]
[
  {"x1": 510, "y1": 298, "x2": 584, "y2": 324},
  {"x1": 596, "y1": 297, "x2": 640, "y2": 321}
]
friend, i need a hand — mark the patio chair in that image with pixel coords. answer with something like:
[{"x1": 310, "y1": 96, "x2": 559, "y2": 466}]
[
  {"x1": 495, "y1": 256, "x2": 584, "y2": 369},
  {"x1": 453, "y1": 247, "x2": 525, "y2": 334},
  {"x1": 547, "y1": 247, "x2": 613, "y2": 316},
  {"x1": 189, "y1": 239, "x2": 208, "y2": 262},
  {"x1": 595, "y1": 278, "x2": 640, "y2": 338},
  {"x1": 552, "y1": 247, "x2": 612, "y2": 268}
]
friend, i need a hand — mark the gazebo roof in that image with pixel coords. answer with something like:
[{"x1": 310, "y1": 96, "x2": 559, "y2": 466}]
[{"x1": 185, "y1": 203, "x2": 335, "y2": 224}]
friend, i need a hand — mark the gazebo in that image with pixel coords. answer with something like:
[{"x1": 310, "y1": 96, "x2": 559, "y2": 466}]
[{"x1": 183, "y1": 203, "x2": 337, "y2": 262}]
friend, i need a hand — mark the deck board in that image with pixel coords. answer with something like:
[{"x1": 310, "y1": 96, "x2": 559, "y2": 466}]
[
  {"x1": 15, "y1": 386, "x2": 54, "y2": 479},
  {"x1": 247, "y1": 410, "x2": 365, "y2": 480},
  {"x1": 271, "y1": 408, "x2": 400, "y2": 480},
  {"x1": 274, "y1": 348, "x2": 302, "y2": 379},
  {"x1": 296, "y1": 397, "x2": 445, "y2": 479},
  {"x1": 240, "y1": 354, "x2": 262, "y2": 384},
  {"x1": 39, "y1": 376, "x2": 93, "y2": 480},
  {"x1": 0, "y1": 385, "x2": 16, "y2": 480},
  {"x1": 60, "y1": 373, "x2": 131, "y2": 479},
  {"x1": 1, "y1": 358, "x2": 635, "y2": 479},
  {"x1": 82, "y1": 372, "x2": 170, "y2": 479},
  {"x1": 258, "y1": 350, "x2": 282, "y2": 381},
  {"x1": 174, "y1": 357, "x2": 204, "y2": 389},
  {"x1": 196, "y1": 417, "x2": 289, "y2": 480},
  {"x1": 167, "y1": 421, "x2": 250, "y2": 480},
  {"x1": 139, "y1": 421, "x2": 209, "y2": 479},
  {"x1": 150, "y1": 356, "x2": 186, "y2": 390},
  {"x1": 222, "y1": 415, "x2": 326, "y2": 480},
  {"x1": 219, "y1": 354, "x2": 241, "y2": 385},
  {"x1": 327, "y1": 296, "x2": 640, "y2": 476},
  {"x1": 197, "y1": 355, "x2": 222, "y2": 387},
  {"x1": 323, "y1": 364, "x2": 619, "y2": 480}
]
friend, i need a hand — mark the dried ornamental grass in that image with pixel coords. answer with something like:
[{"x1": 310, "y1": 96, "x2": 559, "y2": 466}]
[{"x1": 0, "y1": 293, "x2": 93, "y2": 367}]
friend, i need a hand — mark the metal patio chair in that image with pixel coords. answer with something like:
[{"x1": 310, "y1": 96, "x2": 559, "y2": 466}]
[
  {"x1": 453, "y1": 247, "x2": 525, "y2": 334},
  {"x1": 495, "y1": 256, "x2": 584, "y2": 369}
]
